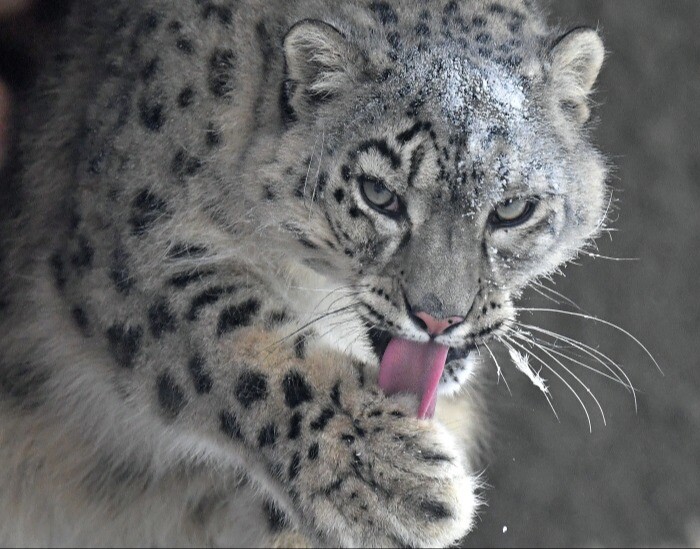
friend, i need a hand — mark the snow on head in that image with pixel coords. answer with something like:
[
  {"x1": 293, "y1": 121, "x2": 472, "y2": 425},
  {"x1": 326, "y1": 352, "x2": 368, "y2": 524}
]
[{"x1": 439, "y1": 56, "x2": 528, "y2": 127}]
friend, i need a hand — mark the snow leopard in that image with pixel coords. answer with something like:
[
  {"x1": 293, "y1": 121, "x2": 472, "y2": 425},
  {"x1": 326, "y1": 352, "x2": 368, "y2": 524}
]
[{"x1": 0, "y1": 0, "x2": 607, "y2": 546}]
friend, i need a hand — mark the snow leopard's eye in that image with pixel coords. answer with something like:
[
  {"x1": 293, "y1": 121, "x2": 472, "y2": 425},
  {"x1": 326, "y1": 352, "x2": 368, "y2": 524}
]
[
  {"x1": 490, "y1": 198, "x2": 538, "y2": 228},
  {"x1": 359, "y1": 175, "x2": 399, "y2": 213}
]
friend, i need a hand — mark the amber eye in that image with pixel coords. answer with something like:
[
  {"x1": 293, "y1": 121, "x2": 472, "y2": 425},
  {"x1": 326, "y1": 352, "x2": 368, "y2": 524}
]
[
  {"x1": 359, "y1": 175, "x2": 399, "y2": 213},
  {"x1": 490, "y1": 198, "x2": 538, "y2": 228}
]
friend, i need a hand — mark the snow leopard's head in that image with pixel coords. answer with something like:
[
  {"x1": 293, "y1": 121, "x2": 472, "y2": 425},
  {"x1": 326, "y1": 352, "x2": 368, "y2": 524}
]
[{"x1": 255, "y1": 12, "x2": 607, "y2": 415}]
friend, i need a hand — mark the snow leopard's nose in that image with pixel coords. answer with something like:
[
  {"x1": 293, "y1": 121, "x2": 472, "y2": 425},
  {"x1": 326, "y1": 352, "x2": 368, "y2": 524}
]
[{"x1": 411, "y1": 311, "x2": 465, "y2": 337}]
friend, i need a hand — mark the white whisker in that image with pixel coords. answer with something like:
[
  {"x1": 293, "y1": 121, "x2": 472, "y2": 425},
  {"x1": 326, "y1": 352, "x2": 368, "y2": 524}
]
[
  {"x1": 515, "y1": 330, "x2": 629, "y2": 389},
  {"x1": 515, "y1": 308, "x2": 661, "y2": 375},
  {"x1": 483, "y1": 342, "x2": 511, "y2": 395},
  {"x1": 531, "y1": 281, "x2": 585, "y2": 312},
  {"x1": 509, "y1": 331, "x2": 607, "y2": 427},
  {"x1": 514, "y1": 320, "x2": 638, "y2": 411}
]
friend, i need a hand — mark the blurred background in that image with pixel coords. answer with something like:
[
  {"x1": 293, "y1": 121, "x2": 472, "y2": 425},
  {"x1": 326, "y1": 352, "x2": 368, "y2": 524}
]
[{"x1": 1, "y1": 1, "x2": 698, "y2": 547}]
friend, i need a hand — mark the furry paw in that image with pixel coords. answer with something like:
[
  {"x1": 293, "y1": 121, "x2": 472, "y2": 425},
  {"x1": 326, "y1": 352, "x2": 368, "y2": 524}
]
[{"x1": 291, "y1": 392, "x2": 477, "y2": 548}]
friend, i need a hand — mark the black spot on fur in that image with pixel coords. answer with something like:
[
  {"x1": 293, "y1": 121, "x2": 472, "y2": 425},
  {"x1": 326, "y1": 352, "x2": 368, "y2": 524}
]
[
  {"x1": 255, "y1": 423, "x2": 277, "y2": 449},
  {"x1": 72, "y1": 306, "x2": 90, "y2": 333},
  {"x1": 168, "y1": 243, "x2": 208, "y2": 260},
  {"x1": 419, "y1": 500, "x2": 453, "y2": 521},
  {"x1": 488, "y1": 125, "x2": 510, "y2": 141},
  {"x1": 148, "y1": 299, "x2": 178, "y2": 338},
  {"x1": 130, "y1": 189, "x2": 168, "y2": 236},
  {"x1": 68, "y1": 210, "x2": 81, "y2": 236},
  {"x1": 490, "y1": 3, "x2": 506, "y2": 13},
  {"x1": 0, "y1": 363, "x2": 48, "y2": 408},
  {"x1": 472, "y1": 16, "x2": 487, "y2": 27},
  {"x1": 178, "y1": 86, "x2": 196, "y2": 108},
  {"x1": 316, "y1": 172, "x2": 329, "y2": 197},
  {"x1": 88, "y1": 150, "x2": 106, "y2": 175},
  {"x1": 444, "y1": 0, "x2": 459, "y2": 16},
  {"x1": 220, "y1": 410, "x2": 243, "y2": 440},
  {"x1": 288, "y1": 411, "x2": 303, "y2": 440},
  {"x1": 288, "y1": 452, "x2": 301, "y2": 481},
  {"x1": 157, "y1": 372, "x2": 187, "y2": 419},
  {"x1": 307, "y1": 442, "x2": 319, "y2": 460},
  {"x1": 267, "y1": 310, "x2": 290, "y2": 326},
  {"x1": 170, "y1": 268, "x2": 216, "y2": 289},
  {"x1": 476, "y1": 321, "x2": 503, "y2": 338},
  {"x1": 356, "y1": 139, "x2": 401, "y2": 170},
  {"x1": 294, "y1": 174, "x2": 308, "y2": 200},
  {"x1": 396, "y1": 121, "x2": 431, "y2": 144},
  {"x1": 415, "y1": 22, "x2": 430, "y2": 36},
  {"x1": 280, "y1": 79, "x2": 297, "y2": 124},
  {"x1": 235, "y1": 370, "x2": 268, "y2": 408},
  {"x1": 176, "y1": 38, "x2": 194, "y2": 55},
  {"x1": 387, "y1": 30, "x2": 401, "y2": 49},
  {"x1": 49, "y1": 253, "x2": 66, "y2": 290},
  {"x1": 369, "y1": 2, "x2": 398, "y2": 25},
  {"x1": 330, "y1": 381, "x2": 342, "y2": 407},
  {"x1": 282, "y1": 370, "x2": 314, "y2": 408},
  {"x1": 217, "y1": 298, "x2": 260, "y2": 336},
  {"x1": 341, "y1": 434, "x2": 355, "y2": 445},
  {"x1": 209, "y1": 48, "x2": 236, "y2": 98},
  {"x1": 141, "y1": 57, "x2": 159, "y2": 82},
  {"x1": 138, "y1": 97, "x2": 166, "y2": 132},
  {"x1": 406, "y1": 96, "x2": 425, "y2": 117},
  {"x1": 418, "y1": 451, "x2": 453, "y2": 463},
  {"x1": 504, "y1": 54, "x2": 523, "y2": 67},
  {"x1": 139, "y1": 11, "x2": 160, "y2": 33},
  {"x1": 297, "y1": 237, "x2": 318, "y2": 250},
  {"x1": 187, "y1": 285, "x2": 236, "y2": 321},
  {"x1": 254, "y1": 19, "x2": 275, "y2": 119},
  {"x1": 334, "y1": 188, "x2": 345, "y2": 203},
  {"x1": 205, "y1": 123, "x2": 223, "y2": 148},
  {"x1": 202, "y1": 3, "x2": 233, "y2": 25},
  {"x1": 293, "y1": 336, "x2": 307, "y2": 360},
  {"x1": 106, "y1": 324, "x2": 143, "y2": 369},
  {"x1": 263, "y1": 185, "x2": 277, "y2": 201},
  {"x1": 110, "y1": 248, "x2": 135, "y2": 294},
  {"x1": 264, "y1": 501, "x2": 286, "y2": 533},
  {"x1": 310, "y1": 408, "x2": 335, "y2": 431},
  {"x1": 188, "y1": 354, "x2": 213, "y2": 394},
  {"x1": 322, "y1": 477, "x2": 344, "y2": 496},
  {"x1": 172, "y1": 149, "x2": 203, "y2": 181}
]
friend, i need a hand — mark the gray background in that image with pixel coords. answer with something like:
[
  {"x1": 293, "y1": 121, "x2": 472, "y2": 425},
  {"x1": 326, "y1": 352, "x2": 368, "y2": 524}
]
[{"x1": 465, "y1": 1, "x2": 700, "y2": 547}]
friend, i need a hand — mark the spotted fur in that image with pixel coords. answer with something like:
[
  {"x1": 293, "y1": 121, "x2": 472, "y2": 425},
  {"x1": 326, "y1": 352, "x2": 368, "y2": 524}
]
[{"x1": 0, "y1": 0, "x2": 606, "y2": 546}]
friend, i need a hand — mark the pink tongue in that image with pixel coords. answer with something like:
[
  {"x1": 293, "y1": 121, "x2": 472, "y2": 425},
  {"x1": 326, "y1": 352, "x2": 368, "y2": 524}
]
[{"x1": 378, "y1": 338, "x2": 449, "y2": 420}]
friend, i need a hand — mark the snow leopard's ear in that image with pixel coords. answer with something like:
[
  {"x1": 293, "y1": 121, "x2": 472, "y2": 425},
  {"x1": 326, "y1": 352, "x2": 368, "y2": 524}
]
[
  {"x1": 549, "y1": 27, "x2": 605, "y2": 124},
  {"x1": 282, "y1": 19, "x2": 357, "y2": 122}
]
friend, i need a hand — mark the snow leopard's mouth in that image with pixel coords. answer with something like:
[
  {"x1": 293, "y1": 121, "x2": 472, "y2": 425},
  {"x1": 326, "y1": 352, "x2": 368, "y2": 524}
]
[{"x1": 367, "y1": 326, "x2": 475, "y2": 420}]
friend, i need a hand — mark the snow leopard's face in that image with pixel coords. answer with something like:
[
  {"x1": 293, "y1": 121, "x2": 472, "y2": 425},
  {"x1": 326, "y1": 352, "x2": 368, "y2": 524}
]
[{"x1": 255, "y1": 18, "x2": 607, "y2": 407}]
